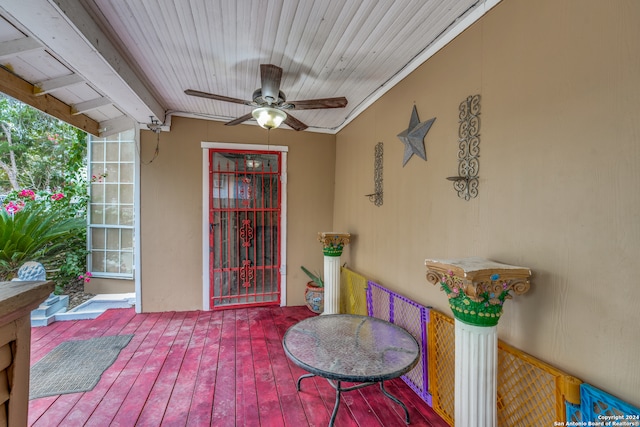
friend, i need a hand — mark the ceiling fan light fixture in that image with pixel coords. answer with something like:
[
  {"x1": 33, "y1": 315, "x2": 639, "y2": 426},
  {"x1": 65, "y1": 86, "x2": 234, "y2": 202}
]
[{"x1": 252, "y1": 107, "x2": 287, "y2": 130}]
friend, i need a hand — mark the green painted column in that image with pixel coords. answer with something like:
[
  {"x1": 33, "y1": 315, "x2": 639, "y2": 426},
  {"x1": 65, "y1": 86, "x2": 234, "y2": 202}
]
[
  {"x1": 318, "y1": 232, "x2": 351, "y2": 314},
  {"x1": 425, "y1": 257, "x2": 531, "y2": 427}
]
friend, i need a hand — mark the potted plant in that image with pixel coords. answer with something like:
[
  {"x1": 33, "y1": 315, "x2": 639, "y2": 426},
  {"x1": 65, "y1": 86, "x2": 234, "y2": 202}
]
[{"x1": 301, "y1": 266, "x2": 324, "y2": 314}]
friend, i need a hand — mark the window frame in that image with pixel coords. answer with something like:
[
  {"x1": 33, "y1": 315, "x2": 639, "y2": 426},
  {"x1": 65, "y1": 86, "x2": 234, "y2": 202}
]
[{"x1": 87, "y1": 128, "x2": 138, "y2": 279}]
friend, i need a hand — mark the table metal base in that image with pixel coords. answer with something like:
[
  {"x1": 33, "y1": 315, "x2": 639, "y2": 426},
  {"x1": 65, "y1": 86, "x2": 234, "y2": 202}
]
[{"x1": 296, "y1": 373, "x2": 411, "y2": 426}]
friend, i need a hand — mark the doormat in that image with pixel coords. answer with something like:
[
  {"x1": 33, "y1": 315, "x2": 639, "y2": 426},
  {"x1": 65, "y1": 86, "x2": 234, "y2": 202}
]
[{"x1": 29, "y1": 334, "x2": 133, "y2": 399}]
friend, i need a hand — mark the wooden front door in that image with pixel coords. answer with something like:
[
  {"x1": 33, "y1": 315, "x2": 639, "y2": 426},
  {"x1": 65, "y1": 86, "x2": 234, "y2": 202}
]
[{"x1": 209, "y1": 150, "x2": 282, "y2": 309}]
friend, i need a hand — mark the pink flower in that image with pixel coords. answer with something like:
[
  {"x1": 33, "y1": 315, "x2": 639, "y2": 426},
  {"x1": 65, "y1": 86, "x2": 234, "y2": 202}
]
[
  {"x1": 79, "y1": 272, "x2": 92, "y2": 283},
  {"x1": 50, "y1": 193, "x2": 65, "y2": 201},
  {"x1": 91, "y1": 172, "x2": 108, "y2": 183},
  {"x1": 18, "y1": 189, "x2": 36, "y2": 200},
  {"x1": 5, "y1": 201, "x2": 24, "y2": 214}
]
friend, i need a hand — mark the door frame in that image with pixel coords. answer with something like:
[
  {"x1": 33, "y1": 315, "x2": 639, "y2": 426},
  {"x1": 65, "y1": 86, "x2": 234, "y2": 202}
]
[{"x1": 201, "y1": 142, "x2": 288, "y2": 311}]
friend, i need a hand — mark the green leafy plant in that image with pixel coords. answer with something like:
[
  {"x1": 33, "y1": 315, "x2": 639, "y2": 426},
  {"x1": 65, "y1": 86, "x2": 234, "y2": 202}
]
[
  {"x1": 0, "y1": 204, "x2": 85, "y2": 282},
  {"x1": 301, "y1": 265, "x2": 324, "y2": 288},
  {"x1": 0, "y1": 95, "x2": 90, "y2": 292}
]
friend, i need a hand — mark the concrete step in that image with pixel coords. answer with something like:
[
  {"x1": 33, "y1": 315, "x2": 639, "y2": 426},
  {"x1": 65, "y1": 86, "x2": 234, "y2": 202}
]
[
  {"x1": 31, "y1": 294, "x2": 69, "y2": 318},
  {"x1": 55, "y1": 293, "x2": 135, "y2": 321},
  {"x1": 31, "y1": 294, "x2": 69, "y2": 326},
  {"x1": 31, "y1": 293, "x2": 135, "y2": 326}
]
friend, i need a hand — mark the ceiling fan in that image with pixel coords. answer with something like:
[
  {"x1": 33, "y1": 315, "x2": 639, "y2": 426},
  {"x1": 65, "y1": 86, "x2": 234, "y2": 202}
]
[{"x1": 184, "y1": 64, "x2": 348, "y2": 131}]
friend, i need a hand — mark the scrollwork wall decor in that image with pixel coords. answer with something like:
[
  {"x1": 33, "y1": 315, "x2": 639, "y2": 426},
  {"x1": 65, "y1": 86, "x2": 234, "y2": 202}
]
[
  {"x1": 447, "y1": 94, "x2": 480, "y2": 200},
  {"x1": 365, "y1": 142, "x2": 383, "y2": 206}
]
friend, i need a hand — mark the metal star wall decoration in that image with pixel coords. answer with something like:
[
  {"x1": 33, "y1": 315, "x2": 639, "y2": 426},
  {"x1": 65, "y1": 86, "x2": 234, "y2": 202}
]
[{"x1": 397, "y1": 105, "x2": 436, "y2": 167}]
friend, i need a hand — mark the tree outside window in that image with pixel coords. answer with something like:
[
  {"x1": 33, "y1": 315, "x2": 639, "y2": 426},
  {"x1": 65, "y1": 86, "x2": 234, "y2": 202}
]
[{"x1": 0, "y1": 94, "x2": 89, "y2": 291}]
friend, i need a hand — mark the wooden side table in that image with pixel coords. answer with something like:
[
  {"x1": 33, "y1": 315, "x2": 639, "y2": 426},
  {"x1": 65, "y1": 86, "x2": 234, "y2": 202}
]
[{"x1": 0, "y1": 280, "x2": 54, "y2": 426}]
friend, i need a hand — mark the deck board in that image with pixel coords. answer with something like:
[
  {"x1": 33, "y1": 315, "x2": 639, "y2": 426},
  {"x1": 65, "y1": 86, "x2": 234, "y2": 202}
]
[
  {"x1": 162, "y1": 311, "x2": 212, "y2": 425},
  {"x1": 62, "y1": 312, "x2": 162, "y2": 426},
  {"x1": 256, "y1": 309, "x2": 308, "y2": 427},
  {"x1": 185, "y1": 310, "x2": 222, "y2": 426},
  {"x1": 232, "y1": 308, "x2": 259, "y2": 427},
  {"x1": 29, "y1": 306, "x2": 449, "y2": 426},
  {"x1": 210, "y1": 309, "x2": 238, "y2": 425}
]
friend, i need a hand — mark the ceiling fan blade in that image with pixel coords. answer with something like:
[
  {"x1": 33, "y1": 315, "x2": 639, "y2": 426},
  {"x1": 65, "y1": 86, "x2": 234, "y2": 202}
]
[
  {"x1": 260, "y1": 64, "x2": 283, "y2": 104},
  {"x1": 185, "y1": 89, "x2": 252, "y2": 106},
  {"x1": 225, "y1": 113, "x2": 254, "y2": 127},
  {"x1": 287, "y1": 97, "x2": 348, "y2": 110},
  {"x1": 284, "y1": 113, "x2": 308, "y2": 131}
]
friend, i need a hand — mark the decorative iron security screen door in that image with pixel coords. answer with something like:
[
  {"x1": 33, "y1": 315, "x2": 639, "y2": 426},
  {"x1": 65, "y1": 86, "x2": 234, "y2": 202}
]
[{"x1": 209, "y1": 150, "x2": 281, "y2": 309}]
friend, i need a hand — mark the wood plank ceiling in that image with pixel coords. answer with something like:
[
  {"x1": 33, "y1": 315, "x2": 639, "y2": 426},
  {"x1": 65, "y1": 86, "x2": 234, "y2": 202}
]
[{"x1": 0, "y1": 0, "x2": 500, "y2": 135}]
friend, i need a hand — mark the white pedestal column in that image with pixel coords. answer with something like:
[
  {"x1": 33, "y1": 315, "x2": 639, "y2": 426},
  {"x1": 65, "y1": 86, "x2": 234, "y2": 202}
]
[
  {"x1": 323, "y1": 255, "x2": 342, "y2": 315},
  {"x1": 455, "y1": 320, "x2": 498, "y2": 427},
  {"x1": 317, "y1": 232, "x2": 351, "y2": 315},
  {"x1": 425, "y1": 257, "x2": 532, "y2": 427}
]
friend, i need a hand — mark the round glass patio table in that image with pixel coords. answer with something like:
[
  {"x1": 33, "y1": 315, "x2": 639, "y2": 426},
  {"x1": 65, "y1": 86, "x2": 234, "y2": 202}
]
[{"x1": 283, "y1": 314, "x2": 420, "y2": 426}]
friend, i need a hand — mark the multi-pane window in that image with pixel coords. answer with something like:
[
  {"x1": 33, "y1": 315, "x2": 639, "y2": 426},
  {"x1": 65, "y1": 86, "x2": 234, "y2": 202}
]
[{"x1": 88, "y1": 129, "x2": 135, "y2": 278}]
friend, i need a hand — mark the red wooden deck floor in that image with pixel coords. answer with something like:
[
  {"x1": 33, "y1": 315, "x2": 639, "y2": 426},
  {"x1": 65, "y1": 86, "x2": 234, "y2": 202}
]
[{"x1": 28, "y1": 306, "x2": 449, "y2": 426}]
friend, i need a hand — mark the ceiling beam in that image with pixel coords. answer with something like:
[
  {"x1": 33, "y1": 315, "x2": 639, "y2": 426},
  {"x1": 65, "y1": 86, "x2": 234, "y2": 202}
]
[
  {"x1": 34, "y1": 74, "x2": 85, "y2": 96},
  {"x1": 0, "y1": 0, "x2": 165, "y2": 124},
  {"x1": 0, "y1": 37, "x2": 42, "y2": 60},
  {"x1": 0, "y1": 65, "x2": 99, "y2": 136},
  {"x1": 71, "y1": 97, "x2": 112, "y2": 115},
  {"x1": 99, "y1": 115, "x2": 134, "y2": 137}
]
